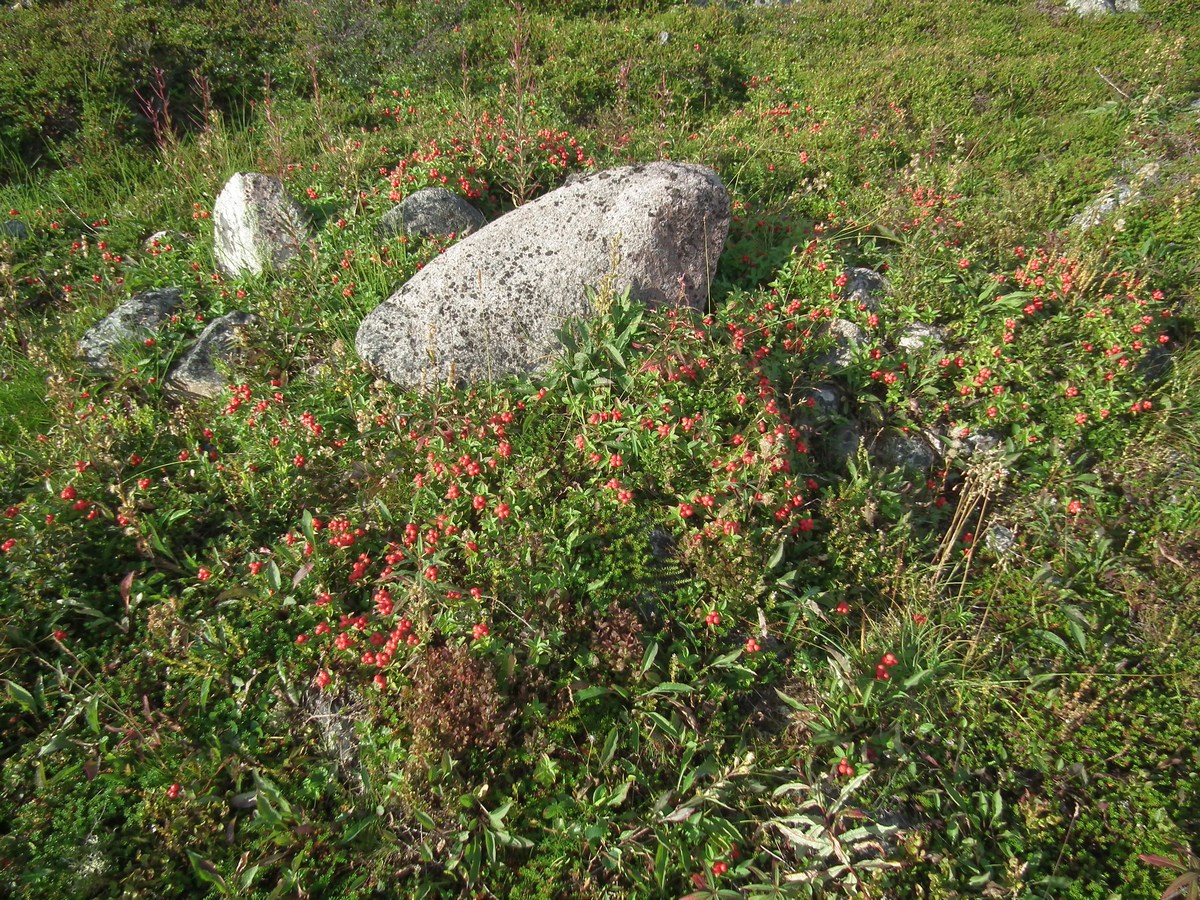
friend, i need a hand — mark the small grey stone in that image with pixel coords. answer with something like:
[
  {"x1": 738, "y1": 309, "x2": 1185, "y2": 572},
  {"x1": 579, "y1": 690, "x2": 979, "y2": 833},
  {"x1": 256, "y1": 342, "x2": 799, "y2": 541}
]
[
  {"x1": 659, "y1": 31, "x2": 670, "y2": 44},
  {"x1": 873, "y1": 428, "x2": 942, "y2": 471},
  {"x1": 1072, "y1": 163, "x2": 1159, "y2": 231},
  {"x1": 802, "y1": 382, "x2": 844, "y2": 417},
  {"x1": 815, "y1": 318, "x2": 867, "y2": 369},
  {"x1": 78, "y1": 288, "x2": 184, "y2": 372},
  {"x1": 143, "y1": 230, "x2": 171, "y2": 251},
  {"x1": 841, "y1": 267, "x2": 889, "y2": 312},
  {"x1": 985, "y1": 524, "x2": 1016, "y2": 557},
  {"x1": 898, "y1": 322, "x2": 945, "y2": 352},
  {"x1": 166, "y1": 311, "x2": 258, "y2": 399},
  {"x1": 1, "y1": 220, "x2": 29, "y2": 240},
  {"x1": 1136, "y1": 344, "x2": 1172, "y2": 384},
  {"x1": 950, "y1": 429, "x2": 1002, "y2": 459},
  {"x1": 213, "y1": 173, "x2": 311, "y2": 277},
  {"x1": 379, "y1": 187, "x2": 487, "y2": 240},
  {"x1": 825, "y1": 423, "x2": 863, "y2": 471},
  {"x1": 1065, "y1": 0, "x2": 1139, "y2": 14}
]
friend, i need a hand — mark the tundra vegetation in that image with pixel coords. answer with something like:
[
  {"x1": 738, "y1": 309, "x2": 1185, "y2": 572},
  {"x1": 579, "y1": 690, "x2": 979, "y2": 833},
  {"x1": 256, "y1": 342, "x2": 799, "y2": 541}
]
[{"x1": 0, "y1": 1, "x2": 1198, "y2": 897}]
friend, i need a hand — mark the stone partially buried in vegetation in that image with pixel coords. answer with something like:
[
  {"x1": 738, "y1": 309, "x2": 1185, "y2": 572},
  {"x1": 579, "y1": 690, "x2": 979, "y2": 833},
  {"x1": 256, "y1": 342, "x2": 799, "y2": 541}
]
[
  {"x1": 871, "y1": 428, "x2": 943, "y2": 471},
  {"x1": 380, "y1": 187, "x2": 486, "y2": 239},
  {"x1": 814, "y1": 318, "x2": 867, "y2": 370},
  {"x1": 213, "y1": 173, "x2": 311, "y2": 277},
  {"x1": 1, "y1": 219, "x2": 29, "y2": 240},
  {"x1": 841, "y1": 267, "x2": 889, "y2": 312},
  {"x1": 78, "y1": 288, "x2": 183, "y2": 372},
  {"x1": 166, "y1": 311, "x2": 257, "y2": 399},
  {"x1": 1071, "y1": 163, "x2": 1159, "y2": 231},
  {"x1": 1065, "y1": 0, "x2": 1139, "y2": 14},
  {"x1": 898, "y1": 322, "x2": 946, "y2": 352},
  {"x1": 356, "y1": 162, "x2": 731, "y2": 388}
]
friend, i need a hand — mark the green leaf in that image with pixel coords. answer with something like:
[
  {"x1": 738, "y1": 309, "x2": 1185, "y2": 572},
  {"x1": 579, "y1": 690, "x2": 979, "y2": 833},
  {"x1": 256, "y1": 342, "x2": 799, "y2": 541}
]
[
  {"x1": 85, "y1": 694, "x2": 100, "y2": 733},
  {"x1": 710, "y1": 649, "x2": 744, "y2": 668},
  {"x1": 601, "y1": 726, "x2": 620, "y2": 766},
  {"x1": 4, "y1": 680, "x2": 37, "y2": 715},
  {"x1": 301, "y1": 509, "x2": 315, "y2": 545},
  {"x1": 187, "y1": 851, "x2": 230, "y2": 894},
  {"x1": 574, "y1": 685, "x2": 609, "y2": 702},
  {"x1": 774, "y1": 689, "x2": 804, "y2": 710},
  {"x1": 643, "y1": 710, "x2": 683, "y2": 741},
  {"x1": 607, "y1": 780, "x2": 632, "y2": 808},
  {"x1": 602, "y1": 341, "x2": 625, "y2": 369},
  {"x1": 641, "y1": 682, "x2": 694, "y2": 696},
  {"x1": 1034, "y1": 629, "x2": 1070, "y2": 653},
  {"x1": 266, "y1": 561, "x2": 282, "y2": 592},
  {"x1": 638, "y1": 642, "x2": 659, "y2": 677}
]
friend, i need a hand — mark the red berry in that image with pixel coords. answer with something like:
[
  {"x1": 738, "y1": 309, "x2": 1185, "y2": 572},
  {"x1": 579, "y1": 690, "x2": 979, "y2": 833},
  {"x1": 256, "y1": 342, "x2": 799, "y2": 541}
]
[
  {"x1": 881, "y1": 652, "x2": 899, "y2": 667},
  {"x1": 167, "y1": 783, "x2": 181, "y2": 799}
]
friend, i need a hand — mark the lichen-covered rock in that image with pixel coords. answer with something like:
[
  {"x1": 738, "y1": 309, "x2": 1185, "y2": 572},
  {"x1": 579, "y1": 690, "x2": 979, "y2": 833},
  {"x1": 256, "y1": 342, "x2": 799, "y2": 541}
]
[
  {"x1": 898, "y1": 322, "x2": 946, "y2": 352},
  {"x1": 985, "y1": 524, "x2": 1017, "y2": 557},
  {"x1": 841, "y1": 268, "x2": 889, "y2": 312},
  {"x1": 166, "y1": 311, "x2": 258, "y2": 399},
  {"x1": 825, "y1": 423, "x2": 864, "y2": 472},
  {"x1": 356, "y1": 162, "x2": 730, "y2": 388},
  {"x1": 814, "y1": 318, "x2": 867, "y2": 369},
  {"x1": 1065, "y1": 0, "x2": 1139, "y2": 14},
  {"x1": 1071, "y1": 163, "x2": 1158, "y2": 231},
  {"x1": 213, "y1": 173, "x2": 311, "y2": 277},
  {"x1": 872, "y1": 428, "x2": 943, "y2": 471},
  {"x1": 379, "y1": 187, "x2": 486, "y2": 239},
  {"x1": 78, "y1": 288, "x2": 183, "y2": 372}
]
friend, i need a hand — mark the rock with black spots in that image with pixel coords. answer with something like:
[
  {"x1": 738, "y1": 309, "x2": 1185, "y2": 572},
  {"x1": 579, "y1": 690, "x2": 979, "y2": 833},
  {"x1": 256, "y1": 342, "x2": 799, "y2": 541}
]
[
  {"x1": 356, "y1": 162, "x2": 730, "y2": 388},
  {"x1": 379, "y1": 187, "x2": 486, "y2": 239}
]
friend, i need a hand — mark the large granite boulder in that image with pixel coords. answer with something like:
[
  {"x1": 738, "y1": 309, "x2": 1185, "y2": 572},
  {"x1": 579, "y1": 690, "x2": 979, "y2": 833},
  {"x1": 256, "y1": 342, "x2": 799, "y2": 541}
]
[
  {"x1": 213, "y1": 173, "x2": 311, "y2": 277},
  {"x1": 78, "y1": 288, "x2": 183, "y2": 372},
  {"x1": 356, "y1": 162, "x2": 730, "y2": 388},
  {"x1": 379, "y1": 187, "x2": 486, "y2": 239},
  {"x1": 166, "y1": 311, "x2": 258, "y2": 399}
]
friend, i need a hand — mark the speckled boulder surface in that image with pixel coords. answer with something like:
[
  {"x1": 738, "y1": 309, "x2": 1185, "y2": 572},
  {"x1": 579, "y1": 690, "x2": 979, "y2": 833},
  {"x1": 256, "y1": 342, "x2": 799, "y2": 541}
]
[
  {"x1": 356, "y1": 162, "x2": 730, "y2": 388},
  {"x1": 78, "y1": 288, "x2": 183, "y2": 372},
  {"x1": 213, "y1": 173, "x2": 311, "y2": 277},
  {"x1": 379, "y1": 187, "x2": 487, "y2": 239}
]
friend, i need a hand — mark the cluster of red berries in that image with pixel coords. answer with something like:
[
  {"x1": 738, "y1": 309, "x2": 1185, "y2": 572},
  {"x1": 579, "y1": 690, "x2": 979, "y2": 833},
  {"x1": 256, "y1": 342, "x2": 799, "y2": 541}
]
[
  {"x1": 704, "y1": 610, "x2": 721, "y2": 627},
  {"x1": 837, "y1": 757, "x2": 855, "y2": 777},
  {"x1": 874, "y1": 651, "x2": 899, "y2": 680}
]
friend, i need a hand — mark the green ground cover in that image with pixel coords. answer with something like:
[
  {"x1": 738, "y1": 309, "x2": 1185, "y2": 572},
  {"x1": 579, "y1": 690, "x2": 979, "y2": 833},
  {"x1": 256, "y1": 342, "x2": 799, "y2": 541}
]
[{"x1": 1, "y1": 1, "x2": 1198, "y2": 896}]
